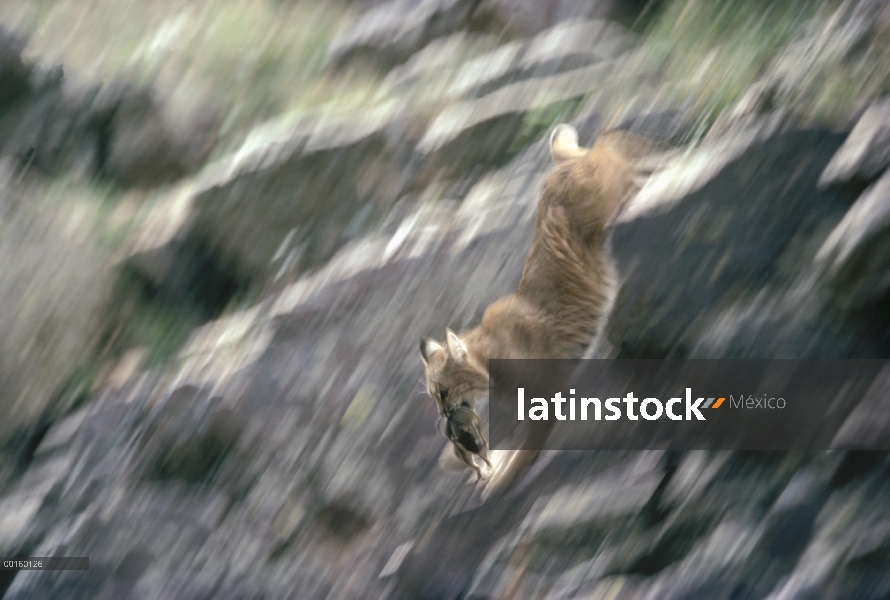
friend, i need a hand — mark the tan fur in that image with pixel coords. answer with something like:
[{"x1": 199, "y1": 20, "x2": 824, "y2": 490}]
[{"x1": 421, "y1": 125, "x2": 654, "y2": 490}]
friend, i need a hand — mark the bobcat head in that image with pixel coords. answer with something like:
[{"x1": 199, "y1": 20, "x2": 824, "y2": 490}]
[{"x1": 419, "y1": 329, "x2": 487, "y2": 418}]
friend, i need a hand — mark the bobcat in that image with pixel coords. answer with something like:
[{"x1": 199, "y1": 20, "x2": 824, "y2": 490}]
[{"x1": 420, "y1": 123, "x2": 654, "y2": 492}]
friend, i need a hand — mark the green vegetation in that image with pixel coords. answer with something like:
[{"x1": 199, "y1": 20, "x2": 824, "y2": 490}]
[
  {"x1": 641, "y1": 0, "x2": 890, "y2": 129},
  {"x1": 2, "y1": 0, "x2": 372, "y2": 154},
  {"x1": 510, "y1": 0, "x2": 890, "y2": 146},
  {"x1": 643, "y1": 0, "x2": 820, "y2": 127},
  {"x1": 0, "y1": 0, "x2": 371, "y2": 379},
  {"x1": 803, "y1": 17, "x2": 890, "y2": 122}
]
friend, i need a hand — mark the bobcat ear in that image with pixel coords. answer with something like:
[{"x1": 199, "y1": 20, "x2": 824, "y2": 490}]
[
  {"x1": 420, "y1": 337, "x2": 443, "y2": 363},
  {"x1": 550, "y1": 123, "x2": 585, "y2": 163},
  {"x1": 445, "y1": 329, "x2": 468, "y2": 363}
]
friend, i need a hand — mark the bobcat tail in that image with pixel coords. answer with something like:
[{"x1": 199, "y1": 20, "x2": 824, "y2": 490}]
[
  {"x1": 549, "y1": 124, "x2": 586, "y2": 163},
  {"x1": 551, "y1": 123, "x2": 676, "y2": 183}
]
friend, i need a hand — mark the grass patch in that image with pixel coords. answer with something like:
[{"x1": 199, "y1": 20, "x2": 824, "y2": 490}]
[
  {"x1": 799, "y1": 16, "x2": 890, "y2": 123},
  {"x1": 0, "y1": 0, "x2": 379, "y2": 154},
  {"x1": 643, "y1": 0, "x2": 820, "y2": 128},
  {"x1": 641, "y1": 0, "x2": 890, "y2": 129}
]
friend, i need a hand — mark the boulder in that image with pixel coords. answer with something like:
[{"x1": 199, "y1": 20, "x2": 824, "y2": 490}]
[
  {"x1": 447, "y1": 19, "x2": 634, "y2": 99},
  {"x1": 471, "y1": 0, "x2": 620, "y2": 37},
  {"x1": 418, "y1": 60, "x2": 614, "y2": 174},
  {"x1": 763, "y1": 481, "x2": 890, "y2": 600},
  {"x1": 515, "y1": 18, "x2": 632, "y2": 76},
  {"x1": 816, "y1": 168, "x2": 890, "y2": 308},
  {"x1": 92, "y1": 82, "x2": 218, "y2": 188},
  {"x1": 523, "y1": 455, "x2": 662, "y2": 536},
  {"x1": 608, "y1": 126, "x2": 889, "y2": 359},
  {"x1": 125, "y1": 104, "x2": 416, "y2": 305},
  {"x1": 0, "y1": 63, "x2": 91, "y2": 177},
  {"x1": 0, "y1": 27, "x2": 30, "y2": 109},
  {"x1": 324, "y1": 0, "x2": 480, "y2": 71},
  {"x1": 446, "y1": 39, "x2": 526, "y2": 99},
  {"x1": 718, "y1": 0, "x2": 889, "y2": 143},
  {"x1": 0, "y1": 72, "x2": 216, "y2": 187},
  {"x1": 819, "y1": 97, "x2": 890, "y2": 185},
  {"x1": 380, "y1": 32, "x2": 495, "y2": 94},
  {"x1": 832, "y1": 364, "x2": 890, "y2": 449}
]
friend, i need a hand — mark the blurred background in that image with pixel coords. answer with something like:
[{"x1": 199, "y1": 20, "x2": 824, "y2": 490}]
[{"x1": 0, "y1": 0, "x2": 889, "y2": 597}]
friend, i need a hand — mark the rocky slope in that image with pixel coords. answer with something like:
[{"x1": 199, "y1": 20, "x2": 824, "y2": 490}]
[{"x1": 1, "y1": 1, "x2": 890, "y2": 599}]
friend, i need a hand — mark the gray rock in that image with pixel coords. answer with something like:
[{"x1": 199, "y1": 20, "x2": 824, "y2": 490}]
[
  {"x1": 325, "y1": 0, "x2": 480, "y2": 71},
  {"x1": 0, "y1": 459, "x2": 71, "y2": 538},
  {"x1": 721, "y1": 0, "x2": 888, "y2": 143},
  {"x1": 609, "y1": 127, "x2": 889, "y2": 359},
  {"x1": 448, "y1": 19, "x2": 633, "y2": 100},
  {"x1": 446, "y1": 39, "x2": 527, "y2": 99},
  {"x1": 0, "y1": 27, "x2": 30, "y2": 108},
  {"x1": 0, "y1": 182, "x2": 112, "y2": 454},
  {"x1": 522, "y1": 453, "x2": 662, "y2": 537},
  {"x1": 832, "y1": 363, "x2": 890, "y2": 448},
  {"x1": 0, "y1": 69, "x2": 215, "y2": 187},
  {"x1": 820, "y1": 97, "x2": 890, "y2": 185},
  {"x1": 661, "y1": 451, "x2": 729, "y2": 507},
  {"x1": 33, "y1": 408, "x2": 89, "y2": 458},
  {"x1": 0, "y1": 67, "x2": 93, "y2": 177},
  {"x1": 764, "y1": 483, "x2": 890, "y2": 600},
  {"x1": 418, "y1": 60, "x2": 613, "y2": 174},
  {"x1": 94, "y1": 81, "x2": 218, "y2": 187},
  {"x1": 518, "y1": 19, "x2": 631, "y2": 73},
  {"x1": 688, "y1": 280, "x2": 827, "y2": 360},
  {"x1": 622, "y1": 116, "x2": 782, "y2": 221},
  {"x1": 125, "y1": 104, "x2": 415, "y2": 302},
  {"x1": 637, "y1": 520, "x2": 763, "y2": 600},
  {"x1": 732, "y1": 467, "x2": 835, "y2": 597},
  {"x1": 816, "y1": 168, "x2": 890, "y2": 308},
  {"x1": 472, "y1": 0, "x2": 620, "y2": 37},
  {"x1": 380, "y1": 32, "x2": 493, "y2": 93}
]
